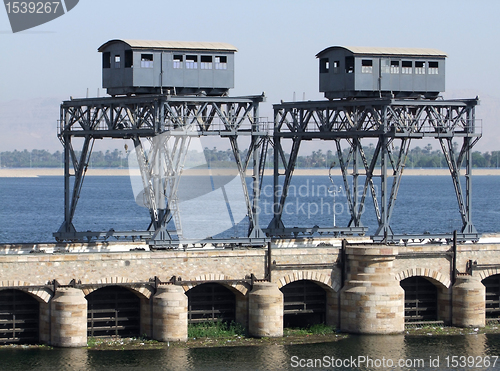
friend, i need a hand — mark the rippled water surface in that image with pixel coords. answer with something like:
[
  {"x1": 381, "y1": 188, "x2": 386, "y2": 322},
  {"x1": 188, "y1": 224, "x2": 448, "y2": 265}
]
[
  {"x1": 2, "y1": 334, "x2": 500, "y2": 370},
  {"x1": 1, "y1": 175, "x2": 500, "y2": 369},
  {"x1": 0, "y1": 175, "x2": 499, "y2": 243}
]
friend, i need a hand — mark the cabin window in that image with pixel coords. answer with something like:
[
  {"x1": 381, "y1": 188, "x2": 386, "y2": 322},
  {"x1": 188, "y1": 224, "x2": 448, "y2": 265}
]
[
  {"x1": 125, "y1": 50, "x2": 133, "y2": 68},
  {"x1": 361, "y1": 59, "x2": 373, "y2": 74},
  {"x1": 103, "y1": 52, "x2": 111, "y2": 69},
  {"x1": 215, "y1": 56, "x2": 227, "y2": 70},
  {"x1": 402, "y1": 61, "x2": 412, "y2": 74},
  {"x1": 114, "y1": 55, "x2": 121, "y2": 69},
  {"x1": 415, "y1": 61, "x2": 425, "y2": 74},
  {"x1": 381, "y1": 59, "x2": 390, "y2": 74},
  {"x1": 141, "y1": 54, "x2": 154, "y2": 68},
  {"x1": 186, "y1": 55, "x2": 198, "y2": 69},
  {"x1": 333, "y1": 60, "x2": 340, "y2": 73},
  {"x1": 320, "y1": 58, "x2": 329, "y2": 73},
  {"x1": 345, "y1": 56, "x2": 354, "y2": 73},
  {"x1": 390, "y1": 60, "x2": 400, "y2": 74},
  {"x1": 173, "y1": 55, "x2": 183, "y2": 69},
  {"x1": 201, "y1": 55, "x2": 213, "y2": 69},
  {"x1": 428, "y1": 61, "x2": 439, "y2": 74}
]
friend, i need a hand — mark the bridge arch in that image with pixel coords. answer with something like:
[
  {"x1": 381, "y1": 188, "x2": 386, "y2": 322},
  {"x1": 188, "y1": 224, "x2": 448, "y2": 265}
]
[
  {"x1": 279, "y1": 278, "x2": 330, "y2": 327},
  {"x1": 395, "y1": 268, "x2": 450, "y2": 289},
  {"x1": 81, "y1": 277, "x2": 154, "y2": 299},
  {"x1": 397, "y1": 269, "x2": 451, "y2": 324},
  {"x1": 85, "y1": 285, "x2": 141, "y2": 337},
  {"x1": 0, "y1": 281, "x2": 52, "y2": 303},
  {"x1": 480, "y1": 272, "x2": 500, "y2": 319},
  {"x1": 477, "y1": 268, "x2": 500, "y2": 281},
  {"x1": 0, "y1": 288, "x2": 41, "y2": 344},
  {"x1": 276, "y1": 271, "x2": 338, "y2": 292},
  {"x1": 181, "y1": 274, "x2": 251, "y2": 296},
  {"x1": 185, "y1": 282, "x2": 238, "y2": 323}
]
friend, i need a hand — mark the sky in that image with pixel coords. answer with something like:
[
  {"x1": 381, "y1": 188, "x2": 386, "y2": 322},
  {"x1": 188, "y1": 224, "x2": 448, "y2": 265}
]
[{"x1": 0, "y1": 0, "x2": 499, "y2": 153}]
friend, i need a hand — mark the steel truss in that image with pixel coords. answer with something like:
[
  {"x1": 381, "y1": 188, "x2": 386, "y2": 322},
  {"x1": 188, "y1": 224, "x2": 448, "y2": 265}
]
[
  {"x1": 266, "y1": 97, "x2": 482, "y2": 242},
  {"x1": 54, "y1": 94, "x2": 269, "y2": 246}
]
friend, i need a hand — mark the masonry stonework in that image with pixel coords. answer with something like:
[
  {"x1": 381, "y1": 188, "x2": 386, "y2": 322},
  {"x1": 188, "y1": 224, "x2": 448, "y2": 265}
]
[
  {"x1": 452, "y1": 275, "x2": 486, "y2": 328},
  {"x1": 248, "y1": 282, "x2": 283, "y2": 337},
  {"x1": 1, "y1": 237, "x2": 500, "y2": 347},
  {"x1": 340, "y1": 246, "x2": 404, "y2": 334},
  {"x1": 50, "y1": 288, "x2": 87, "y2": 347},
  {"x1": 152, "y1": 285, "x2": 188, "y2": 341}
]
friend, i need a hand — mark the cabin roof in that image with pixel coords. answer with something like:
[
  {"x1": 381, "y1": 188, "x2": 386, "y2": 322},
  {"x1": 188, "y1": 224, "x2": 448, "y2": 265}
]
[
  {"x1": 98, "y1": 39, "x2": 238, "y2": 53},
  {"x1": 316, "y1": 46, "x2": 447, "y2": 58}
]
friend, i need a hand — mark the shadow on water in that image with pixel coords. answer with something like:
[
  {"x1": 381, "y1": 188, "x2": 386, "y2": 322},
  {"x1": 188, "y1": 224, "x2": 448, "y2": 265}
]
[{"x1": 2, "y1": 334, "x2": 500, "y2": 371}]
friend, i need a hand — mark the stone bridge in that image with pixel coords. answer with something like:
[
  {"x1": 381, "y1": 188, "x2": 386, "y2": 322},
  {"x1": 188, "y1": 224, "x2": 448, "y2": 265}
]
[{"x1": 0, "y1": 235, "x2": 499, "y2": 347}]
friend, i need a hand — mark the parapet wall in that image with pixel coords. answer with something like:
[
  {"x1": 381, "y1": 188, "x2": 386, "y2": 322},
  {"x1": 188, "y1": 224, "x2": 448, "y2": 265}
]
[
  {"x1": 0, "y1": 240, "x2": 343, "y2": 287},
  {"x1": 2, "y1": 237, "x2": 499, "y2": 289}
]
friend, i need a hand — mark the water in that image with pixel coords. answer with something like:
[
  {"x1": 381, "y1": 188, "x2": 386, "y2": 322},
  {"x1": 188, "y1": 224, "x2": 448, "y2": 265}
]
[
  {"x1": 1, "y1": 334, "x2": 500, "y2": 370},
  {"x1": 1, "y1": 174, "x2": 500, "y2": 369},
  {"x1": 0, "y1": 174, "x2": 499, "y2": 243}
]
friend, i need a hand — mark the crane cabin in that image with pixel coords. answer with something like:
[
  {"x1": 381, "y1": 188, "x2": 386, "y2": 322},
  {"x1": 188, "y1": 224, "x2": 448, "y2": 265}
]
[
  {"x1": 316, "y1": 46, "x2": 447, "y2": 99},
  {"x1": 98, "y1": 39, "x2": 237, "y2": 96}
]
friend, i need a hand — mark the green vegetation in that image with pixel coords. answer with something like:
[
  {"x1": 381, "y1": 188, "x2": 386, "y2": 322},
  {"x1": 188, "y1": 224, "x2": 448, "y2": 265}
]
[
  {"x1": 284, "y1": 324, "x2": 336, "y2": 336},
  {"x1": 188, "y1": 321, "x2": 246, "y2": 339},
  {"x1": 295, "y1": 145, "x2": 500, "y2": 169},
  {"x1": 2, "y1": 144, "x2": 500, "y2": 169}
]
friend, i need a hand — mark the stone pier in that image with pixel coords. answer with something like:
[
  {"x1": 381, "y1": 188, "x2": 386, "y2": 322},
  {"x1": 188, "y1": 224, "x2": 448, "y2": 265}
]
[
  {"x1": 248, "y1": 282, "x2": 283, "y2": 338},
  {"x1": 152, "y1": 285, "x2": 188, "y2": 342},
  {"x1": 340, "y1": 245, "x2": 404, "y2": 334},
  {"x1": 50, "y1": 288, "x2": 87, "y2": 347},
  {"x1": 452, "y1": 275, "x2": 486, "y2": 328}
]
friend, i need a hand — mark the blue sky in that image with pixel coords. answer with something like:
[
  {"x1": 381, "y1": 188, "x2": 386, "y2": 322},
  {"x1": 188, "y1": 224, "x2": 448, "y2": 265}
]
[{"x1": 0, "y1": 0, "x2": 499, "y2": 151}]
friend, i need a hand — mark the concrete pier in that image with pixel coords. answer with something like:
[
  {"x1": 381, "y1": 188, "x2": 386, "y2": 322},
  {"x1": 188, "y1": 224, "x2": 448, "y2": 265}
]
[
  {"x1": 50, "y1": 288, "x2": 87, "y2": 347},
  {"x1": 152, "y1": 285, "x2": 188, "y2": 342},
  {"x1": 452, "y1": 275, "x2": 486, "y2": 328},
  {"x1": 340, "y1": 246, "x2": 405, "y2": 334},
  {"x1": 248, "y1": 282, "x2": 283, "y2": 338}
]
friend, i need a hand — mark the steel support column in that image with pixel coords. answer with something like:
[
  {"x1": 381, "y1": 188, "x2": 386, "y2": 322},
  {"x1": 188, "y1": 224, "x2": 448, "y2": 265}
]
[
  {"x1": 54, "y1": 94, "x2": 268, "y2": 246},
  {"x1": 266, "y1": 98, "x2": 482, "y2": 242}
]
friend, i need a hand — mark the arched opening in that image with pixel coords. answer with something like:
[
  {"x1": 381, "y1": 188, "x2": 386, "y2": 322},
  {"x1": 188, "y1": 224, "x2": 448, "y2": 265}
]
[
  {"x1": 186, "y1": 283, "x2": 235, "y2": 323},
  {"x1": 280, "y1": 280, "x2": 326, "y2": 328},
  {"x1": 482, "y1": 274, "x2": 500, "y2": 318},
  {"x1": 86, "y1": 286, "x2": 140, "y2": 337},
  {"x1": 0, "y1": 289, "x2": 39, "y2": 344},
  {"x1": 400, "y1": 276, "x2": 438, "y2": 323}
]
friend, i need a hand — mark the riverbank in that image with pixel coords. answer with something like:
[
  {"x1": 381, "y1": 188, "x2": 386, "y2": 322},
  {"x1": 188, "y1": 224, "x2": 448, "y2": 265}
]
[
  {"x1": 3, "y1": 167, "x2": 500, "y2": 177},
  {"x1": 82, "y1": 323, "x2": 500, "y2": 350},
  {"x1": 87, "y1": 331, "x2": 349, "y2": 351}
]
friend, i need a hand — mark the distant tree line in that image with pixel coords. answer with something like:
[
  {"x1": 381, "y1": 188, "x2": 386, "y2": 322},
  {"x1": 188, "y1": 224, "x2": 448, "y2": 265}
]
[
  {"x1": 0, "y1": 149, "x2": 125, "y2": 168},
  {"x1": 1, "y1": 145, "x2": 500, "y2": 169},
  {"x1": 295, "y1": 144, "x2": 500, "y2": 169}
]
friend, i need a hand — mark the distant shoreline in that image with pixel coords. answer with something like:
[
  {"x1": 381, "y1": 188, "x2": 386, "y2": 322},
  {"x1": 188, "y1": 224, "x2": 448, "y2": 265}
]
[{"x1": 2, "y1": 167, "x2": 500, "y2": 178}]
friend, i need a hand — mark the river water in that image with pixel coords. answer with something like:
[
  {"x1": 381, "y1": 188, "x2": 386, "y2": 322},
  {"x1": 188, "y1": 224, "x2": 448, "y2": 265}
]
[
  {"x1": 1, "y1": 174, "x2": 500, "y2": 243},
  {"x1": 1, "y1": 334, "x2": 500, "y2": 370},
  {"x1": 1, "y1": 174, "x2": 500, "y2": 369}
]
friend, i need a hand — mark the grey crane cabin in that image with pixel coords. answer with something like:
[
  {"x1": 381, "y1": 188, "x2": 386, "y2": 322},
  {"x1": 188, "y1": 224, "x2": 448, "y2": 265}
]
[
  {"x1": 316, "y1": 46, "x2": 446, "y2": 99},
  {"x1": 98, "y1": 39, "x2": 237, "y2": 96}
]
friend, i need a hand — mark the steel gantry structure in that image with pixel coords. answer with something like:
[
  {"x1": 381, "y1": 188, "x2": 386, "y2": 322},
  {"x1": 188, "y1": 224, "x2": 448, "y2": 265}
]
[
  {"x1": 54, "y1": 94, "x2": 269, "y2": 246},
  {"x1": 265, "y1": 97, "x2": 482, "y2": 243}
]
